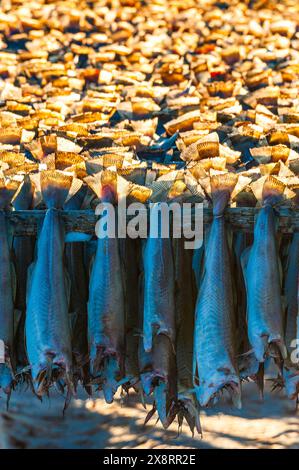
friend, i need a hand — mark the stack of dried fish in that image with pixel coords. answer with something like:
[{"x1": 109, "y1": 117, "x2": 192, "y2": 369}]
[{"x1": 0, "y1": 0, "x2": 299, "y2": 434}]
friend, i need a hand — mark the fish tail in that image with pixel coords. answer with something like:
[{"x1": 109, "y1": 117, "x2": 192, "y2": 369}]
[
  {"x1": 102, "y1": 356, "x2": 121, "y2": 404},
  {"x1": 210, "y1": 173, "x2": 238, "y2": 216},
  {"x1": 40, "y1": 170, "x2": 74, "y2": 209},
  {"x1": 140, "y1": 371, "x2": 154, "y2": 396},
  {"x1": 100, "y1": 169, "x2": 118, "y2": 204},
  {"x1": 0, "y1": 178, "x2": 20, "y2": 209},
  {"x1": 195, "y1": 373, "x2": 241, "y2": 408},
  {"x1": 262, "y1": 175, "x2": 285, "y2": 206},
  {"x1": 12, "y1": 174, "x2": 34, "y2": 210},
  {"x1": 154, "y1": 380, "x2": 168, "y2": 427},
  {"x1": 174, "y1": 393, "x2": 202, "y2": 436}
]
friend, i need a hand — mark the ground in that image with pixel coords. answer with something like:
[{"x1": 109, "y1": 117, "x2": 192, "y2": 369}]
[{"x1": 0, "y1": 381, "x2": 298, "y2": 449}]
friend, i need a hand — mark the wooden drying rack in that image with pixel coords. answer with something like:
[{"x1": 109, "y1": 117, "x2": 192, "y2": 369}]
[{"x1": 5, "y1": 207, "x2": 299, "y2": 236}]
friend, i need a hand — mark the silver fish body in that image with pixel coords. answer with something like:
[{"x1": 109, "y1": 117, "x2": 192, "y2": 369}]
[
  {"x1": 244, "y1": 205, "x2": 286, "y2": 363},
  {"x1": 194, "y1": 216, "x2": 240, "y2": 407},
  {"x1": 143, "y1": 235, "x2": 175, "y2": 353},
  {"x1": 26, "y1": 208, "x2": 73, "y2": 392}
]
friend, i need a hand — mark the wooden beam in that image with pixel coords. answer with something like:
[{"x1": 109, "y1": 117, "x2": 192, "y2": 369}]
[{"x1": 5, "y1": 207, "x2": 298, "y2": 236}]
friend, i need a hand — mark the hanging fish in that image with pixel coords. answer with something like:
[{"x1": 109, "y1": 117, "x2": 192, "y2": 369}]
[
  {"x1": 143, "y1": 203, "x2": 176, "y2": 353},
  {"x1": 26, "y1": 170, "x2": 77, "y2": 401},
  {"x1": 12, "y1": 175, "x2": 35, "y2": 377},
  {"x1": 142, "y1": 203, "x2": 177, "y2": 428},
  {"x1": 194, "y1": 173, "x2": 241, "y2": 407},
  {"x1": 87, "y1": 170, "x2": 126, "y2": 403},
  {"x1": 0, "y1": 178, "x2": 21, "y2": 401},
  {"x1": 242, "y1": 176, "x2": 287, "y2": 389}
]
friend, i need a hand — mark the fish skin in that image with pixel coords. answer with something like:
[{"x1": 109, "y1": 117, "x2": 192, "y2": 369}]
[
  {"x1": 0, "y1": 211, "x2": 16, "y2": 395},
  {"x1": 194, "y1": 175, "x2": 240, "y2": 407},
  {"x1": 26, "y1": 208, "x2": 73, "y2": 395},
  {"x1": 143, "y1": 230, "x2": 175, "y2": 353},
  {"x1": 88, "y1": 233, "x2": 125, "y2": 403},
  {"x1": 244, "y1": 204, "x2": 286, "y2": 363},
  {"x1": 194, "y1": 216, "x2": 240, "y2": 406}
]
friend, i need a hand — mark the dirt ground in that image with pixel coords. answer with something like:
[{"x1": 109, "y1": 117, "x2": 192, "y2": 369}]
[{"x1": 0, "y1": 381, "x2": 298, "y2": 449}]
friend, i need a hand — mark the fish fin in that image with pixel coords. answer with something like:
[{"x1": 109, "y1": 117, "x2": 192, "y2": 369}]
[
  {"x1": 102, "y1": 356, "x2": 121, "y2": 404},
  {"x1": 210, "y1": 173, "x2": 238, "y2": 216},
  {"x1": 85, "y1": 169, "x2": 126, "y2": 204},
  {"x1": 256, "y1": 363, "x2": 264, "y2": 400},
  {"x1": 40, "y1": 170, "x2": 73, "y2": 209},
  {"x1": 177, "y1": 394, "x2": 202, "y2": 436},
  {"x1": 154, "y1": 381, "x2": 169, "y2": 428},
  {"x1": 0, "y1": 178, "x2": 21, "y2": 209},
  {"x1": 262, "y1": 176, "x2": 285, "y2": 206},
  {"x1": 144, "y1": 403, "x2": 156, "y2": 426}
]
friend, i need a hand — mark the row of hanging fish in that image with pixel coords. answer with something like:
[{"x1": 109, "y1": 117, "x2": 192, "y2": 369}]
[
  {"x1": 1, "y1": 0, "x2": 299, "y2": 435},
  {"x1": 0, "y1": 157, "x2": 299, "y2": 434}
]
